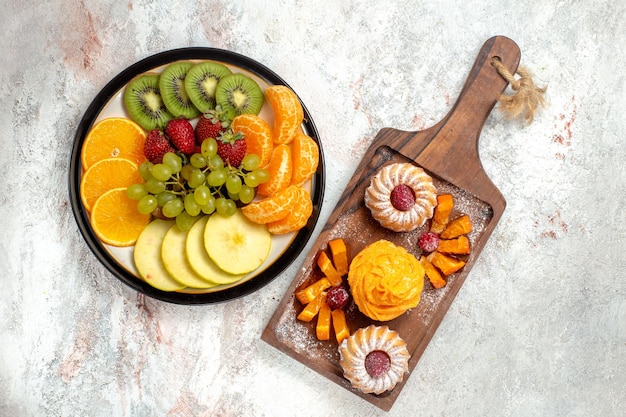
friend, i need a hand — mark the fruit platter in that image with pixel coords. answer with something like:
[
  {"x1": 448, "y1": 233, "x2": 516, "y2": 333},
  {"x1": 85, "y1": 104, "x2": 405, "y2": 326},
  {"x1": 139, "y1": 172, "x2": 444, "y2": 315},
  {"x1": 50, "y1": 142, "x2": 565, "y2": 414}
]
[{"x1": 69, "y1": 48, "x2": 325, "y2": 304}]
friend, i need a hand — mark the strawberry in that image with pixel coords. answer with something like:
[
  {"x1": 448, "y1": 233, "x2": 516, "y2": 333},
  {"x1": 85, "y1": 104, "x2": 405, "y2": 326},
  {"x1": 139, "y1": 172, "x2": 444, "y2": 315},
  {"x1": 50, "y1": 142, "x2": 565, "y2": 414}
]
[
  {"x1": 165, "y1": 118, "x2": 195, "y2": 155},
  {"x1": 216, "y1": 130, "x2": 247, "y2": 167},
  {"x1": 144, "y1": 129, "x2": 175, "y2": 164},
  {"x1": 195, "y1": 106, "x2": 231, "y2": 145}
]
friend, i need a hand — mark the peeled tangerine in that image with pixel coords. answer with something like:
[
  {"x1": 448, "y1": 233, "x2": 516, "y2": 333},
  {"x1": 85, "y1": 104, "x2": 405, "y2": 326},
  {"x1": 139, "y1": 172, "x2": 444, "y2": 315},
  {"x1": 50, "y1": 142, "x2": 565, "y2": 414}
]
[{"x1": 348, "y1": 240, "x2": 424, "y2": 321}]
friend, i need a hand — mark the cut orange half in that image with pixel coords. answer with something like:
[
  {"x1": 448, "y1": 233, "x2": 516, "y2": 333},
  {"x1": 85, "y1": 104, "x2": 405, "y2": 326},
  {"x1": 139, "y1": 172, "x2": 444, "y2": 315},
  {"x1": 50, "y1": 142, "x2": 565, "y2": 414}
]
[
  {"x1": 81, "y1": 117, "x2": 147, "y2": 170},
  {"x1": 80, "y1": 158, "x2": 143, "y2": 212},
  {"x1": 90, "y1": 187, "x2": 151, "y2": 247}
]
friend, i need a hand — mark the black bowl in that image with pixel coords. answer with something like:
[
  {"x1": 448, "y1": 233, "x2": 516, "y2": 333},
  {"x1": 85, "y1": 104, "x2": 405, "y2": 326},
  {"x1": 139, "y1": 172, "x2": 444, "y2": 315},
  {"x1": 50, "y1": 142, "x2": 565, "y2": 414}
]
[{"x1": 69, "y1": 48, "x2": 325, "y2": 304}]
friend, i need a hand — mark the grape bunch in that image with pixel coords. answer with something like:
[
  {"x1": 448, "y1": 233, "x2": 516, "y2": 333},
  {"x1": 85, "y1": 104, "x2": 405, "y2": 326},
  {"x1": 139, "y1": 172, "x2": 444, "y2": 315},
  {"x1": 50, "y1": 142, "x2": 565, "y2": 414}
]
[{"x1": 126, "y1": 137, "x2": 269, "y2": 231}]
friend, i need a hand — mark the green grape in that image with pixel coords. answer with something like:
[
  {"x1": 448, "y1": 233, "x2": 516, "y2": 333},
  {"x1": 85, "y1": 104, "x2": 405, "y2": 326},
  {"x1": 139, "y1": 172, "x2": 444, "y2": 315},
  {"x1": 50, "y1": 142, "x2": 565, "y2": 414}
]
[
  {"x1": 184, "y1": 193, "x2": 202, "y2": 216},
  {"x1": 145, "y1": 177, "x2": 166, "y2": 194},
  {"x1": 244, "y1": 171, "x2": 259, "y2": 188},
  {"x1": 137, "y1": 194, "x2": 158, "y2": 214},
  {"x1": 201, "y1": 196, "x2": 216, "y2": 214},
  {"x1": 224, "y1": 199, "x2": 237, "y2": 216},
  {"x1": 180, "y1": 164, "x2": 194, "y2": 180},
  {"x1": 207, "y1": 167, "x2": 228, "y2": 187},
  {"x1": 228, "y1": 191, "x2": 240, "y2": 201},
  {"x1": 152, "y1": 163, "x2": 173, "y2": 181},
  {"x1": 187, "y1": 169, "x2": 206, "y2": 188},
  {"x1": 157, "y1": 191, "x2": 177, "y2": 207},
  {"x1": 225, "y1": 174, "x2": 243, "y2": 195},
  {"x1": 190, "y1": 153, "x2": 207, "y2": 169},
  {"x1": 193, "y1": 185, "x2": 211, "y2": 206},
  {"x1": 126, "y1": 183, "x2": 147, "y2": 200},
  {"x1": 163, "y1": 152, "x2": 182, "y2": 173},
  {"x1": 242, "y1": 153, "x2": 261, "y2": 171},
  {"x1": 176, "y1": 211, "x2": 196, "y2": 231},
  {"x1": 201, "y1": 137, "x2": 218, "y2": 157},
  {"x1": 239, "y1": 185, "x2": 255, "y2": 204},
  {"x1": 139, "y1": 161, "x2": 153, "y2": 181},
  {"x1": 209, "y1": 154, "x2": 224, "y2": 169},
  {"x1": 215, "y1": 197, "x2": 231, "y2": 215},
  {"x1": 162, "y1": 198, "x2": 184, "y2": 218},
  {"x1": 255, "y1": 168, "x2": 270, "y2": 184}
]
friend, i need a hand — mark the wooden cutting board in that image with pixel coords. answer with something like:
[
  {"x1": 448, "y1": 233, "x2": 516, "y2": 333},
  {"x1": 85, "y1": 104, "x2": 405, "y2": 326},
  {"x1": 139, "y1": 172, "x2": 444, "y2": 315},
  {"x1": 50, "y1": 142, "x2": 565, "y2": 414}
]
[{"x1": 262, "y1": 36, "x2": 521, "y2": 411}]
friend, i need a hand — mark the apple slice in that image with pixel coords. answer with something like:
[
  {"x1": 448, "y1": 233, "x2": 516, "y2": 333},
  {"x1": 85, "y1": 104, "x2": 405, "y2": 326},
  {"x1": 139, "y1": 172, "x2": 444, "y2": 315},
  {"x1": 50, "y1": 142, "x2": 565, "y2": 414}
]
[
  {"x1": 204, "y1": 210, "x2": 272, "y2": 275},
  {"x1": 134, "y1": 219, "x2": 185, "y2": 292},
  {"x1": 186, "y1": 216, "x2": 245, "y2": 285},
  {"x1": 161, "y1": 222, "x2": 217, "y2": 289}
]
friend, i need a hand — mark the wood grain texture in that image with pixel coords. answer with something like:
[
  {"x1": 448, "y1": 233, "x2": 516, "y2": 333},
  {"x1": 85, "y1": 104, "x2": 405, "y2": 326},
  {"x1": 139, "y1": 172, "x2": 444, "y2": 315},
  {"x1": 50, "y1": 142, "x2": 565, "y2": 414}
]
[{"x1": 262, "y1": 36, "x2": 521, "y2": 411}]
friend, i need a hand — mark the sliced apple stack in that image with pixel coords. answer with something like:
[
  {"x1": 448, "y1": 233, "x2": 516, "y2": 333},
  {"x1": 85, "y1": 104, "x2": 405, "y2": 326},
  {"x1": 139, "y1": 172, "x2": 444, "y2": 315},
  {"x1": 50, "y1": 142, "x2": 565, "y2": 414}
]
[
  {"x1": 419, "y1": 194, "x2": 474, "y2": 289},
  {"x1": 295, "y1": 238, "x2": 351, "y2": 344},
  {"x1": 133, "y1": 210, "x2": 271, "y2": 291}
]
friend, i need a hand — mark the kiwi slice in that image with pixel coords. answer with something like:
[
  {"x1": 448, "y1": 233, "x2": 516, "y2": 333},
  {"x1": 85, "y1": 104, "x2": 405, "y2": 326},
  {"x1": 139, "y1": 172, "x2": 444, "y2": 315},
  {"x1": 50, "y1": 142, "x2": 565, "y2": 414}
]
[
  {"x1": 215, "y1": 73, "x2": 264, "y2": 116},
  {"x1": 124, "y1": 73, "x2": 174, "y2": 131},
  {"x1": 159, "y1": 61, "x2": 201, "y2": 119},
  {"x1": 184, "y1": 61, "x2": 233, "y2": 113}
]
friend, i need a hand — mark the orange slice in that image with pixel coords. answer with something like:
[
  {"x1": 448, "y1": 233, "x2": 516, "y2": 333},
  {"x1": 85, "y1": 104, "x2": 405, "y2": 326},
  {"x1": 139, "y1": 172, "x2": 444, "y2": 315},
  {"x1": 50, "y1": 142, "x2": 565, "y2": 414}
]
[
  {"x1": 291, "y1": 132, "x2": 319, "y2": 186},
  {"x1": 81, "y1": 117, "x2": 147, "y2": 170},
  {"x1": 296, "y1": 292, "x2": 327, "y2": 322},
  {"x1": 295, "y1": 277, "x2": 331, "y2": 304},
  {"x1": 316, "y1": 303, "x2": 331, "y2": 340},
  {"x1": 240, "y1": 184, "x2": 299, "y2": 224},
  {"x1": 265, "y1": 85, "x2": 303, "y2": 145},
  {"x1": 440, "y1": 214, "x2": 473, "y2": 239},
  {"x1": 419, "y1": 255, "x2": 447, "y2": 289},
  {"x1": 257, "y1": 144, "x2": 292, "y2": 196},
  {"x1": 79, "y1": 158, "x2": 143, "y2": 212},
  {"x1": 266, "y1": 186, "x2": 312, "y2": 234},
  {"x1": 231, "y1": 114, "x2": 274, "y2": 167},
  {"x1": 90, "y1": 187, "x2": 151, "y2": 247},
  {"x1": 331, "y1": 309, "x2": 350, "y2": 344},
  {"x1": 316, "y1": 250, "x2": 342, "y2": 286}
]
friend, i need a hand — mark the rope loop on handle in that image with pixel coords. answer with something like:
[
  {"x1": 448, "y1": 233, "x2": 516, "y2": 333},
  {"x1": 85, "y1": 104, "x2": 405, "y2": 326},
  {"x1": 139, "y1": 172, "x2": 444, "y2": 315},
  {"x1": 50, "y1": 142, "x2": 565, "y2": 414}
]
[{"x1": 491, "y1": 56, "x2": 547, "y2": 125}]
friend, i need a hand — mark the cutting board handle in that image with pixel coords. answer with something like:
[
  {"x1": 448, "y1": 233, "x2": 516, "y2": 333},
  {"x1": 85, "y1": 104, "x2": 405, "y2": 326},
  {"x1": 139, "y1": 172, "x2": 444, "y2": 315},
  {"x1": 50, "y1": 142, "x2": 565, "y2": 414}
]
[{"x1": 414, "y1": 36, "x2": 521, "y2": 187}]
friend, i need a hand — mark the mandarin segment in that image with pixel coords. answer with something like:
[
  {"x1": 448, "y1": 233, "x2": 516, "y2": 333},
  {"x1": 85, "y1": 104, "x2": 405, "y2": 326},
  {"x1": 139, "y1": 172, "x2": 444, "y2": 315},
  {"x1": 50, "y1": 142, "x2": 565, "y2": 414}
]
[
  {"x1": 80, "y1": 158, "x2": 143, "y2": 212},
  {"x1": 90, "y1": 187, "x2": 151, "y2": 247},
  {"x1": 265, "y1": 85, "x2": 304, "y2": 145},
  {"x1": 257, "y1": 144, "x2": 292, "y2": 196},
  {"x1": 291, "y1": 132, "x2": 319, "y2": 186},
  {"x1": 231, "y1": 114, "x2": 274, "y2": 167},
  {"x1": 266, "y1": 186, "x2": 312, "y2": 234},
  {"x1": 81, "y1": 117, "x2": 147, "y2": 170},
  {"x1": 240, "y1": 184, "x2": 299, "y2": 224}
]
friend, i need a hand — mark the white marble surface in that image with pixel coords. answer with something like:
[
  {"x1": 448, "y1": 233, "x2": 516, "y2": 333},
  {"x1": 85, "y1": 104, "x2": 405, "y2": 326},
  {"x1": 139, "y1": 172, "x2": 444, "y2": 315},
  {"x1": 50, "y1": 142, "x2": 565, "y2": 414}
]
[{"x1": 1, "y1": 1, "x2": 625, "y2": 416}]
